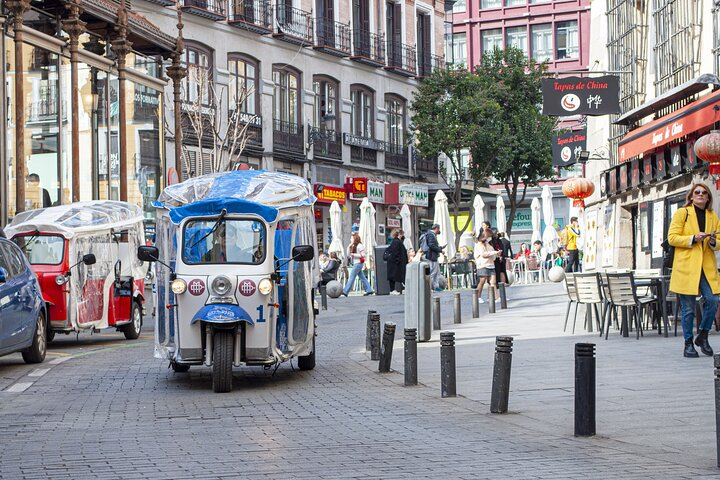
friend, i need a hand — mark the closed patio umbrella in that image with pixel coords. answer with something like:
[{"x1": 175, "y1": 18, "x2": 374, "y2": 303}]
[
  {"x1": 531, "y1": 197, "x2": 542, "y2": 244},
  {"x1": 541, "y1": 185, "x2": 559, "y2": 256},
  {"x1": 473, "y1": 194, "x2": 485, "y2": 238},
  {"x1": 433, "y1": 190, "x2": 455, "y2": 262},
  {"x1": 400, "y1": 203, "x2": 413, "y2": 251},
  {"x1": 358, "y1": 197, "x2": 376, "y2": 271},
  {"x1": 496, "y1": 196, "x2": 507, "y2": 237},
  {"x1": 328, "y1": 200, "x2": 344, "y2": 261}
]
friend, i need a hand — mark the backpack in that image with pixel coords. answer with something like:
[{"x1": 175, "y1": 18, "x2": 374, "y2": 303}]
[{"x1": 419, "y1": 233, "x2": 430, "y2": 253}]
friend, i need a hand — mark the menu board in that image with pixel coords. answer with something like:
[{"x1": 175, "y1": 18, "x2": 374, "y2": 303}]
[
  {"x1": 601, "y1": 204, "x2": 615, "y2": 267},
  {"x1": 584, "y1": 210, "x2": 598, "y2": 270}
]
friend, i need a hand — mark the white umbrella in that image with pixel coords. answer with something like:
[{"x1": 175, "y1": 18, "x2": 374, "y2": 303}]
[
  {"x1": 541, "y1": 185, "x2": 559, "y2": 256},
  {"x1": 328, "y1": 201, "x2": 344, "y2": 260},
  {"x1": 400, "y1": 204, "x2": 413, "y2": 251},
  {"x1": 531, "y1": 197, "x2": 542, "y2": 244},
  {"x1": 358, "y1": 197, "x2": 376, "y2": 270},
  {"x1": 473, "y1": 194, "x2": 485, "y2": 238},
  {"x1": 495, "y1": 196, "x2": 507, "y2": 237},
  {"x1": 433, "y1": 190, "x2": 456, "y2": 262}
]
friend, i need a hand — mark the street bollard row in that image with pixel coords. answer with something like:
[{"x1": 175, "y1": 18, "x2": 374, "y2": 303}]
[
  {"x1": 440, "y1": 331, "x2": 456, "y2": 398},
  {"x1": 369, "y1": 313, "x2": 381, "y2": 361},
  {"x1": 320, "y1": 284, "x2": 328, "y2": 310},
  {"x1": 454, "y1": 293, "x2": 462, "y2": 325},
  {"x1": 490, "y1": 336, "x2": 513, "y2": 414},
  {"x1": 433, "y1": 297, "x2": 441, "y2": 331},
  {"x1": 498, "y1": 283, "x2": 507, "y2": 310},
  {"x1": 365, "y1": 310, "x2": 376, "y2": 352},
  {"x1": 378, "y1": 322, "x2": 396, "y2": 373},
  {"x1": 472, "y1": 289, "x2": 479, "y2": 319},
  {"x1": 489, "y1": 285, "x2": 496, "y2": 314},
  {"x1": 575, "y1": 343, "x2": 596, "y2": 437},
  {"x1": 404, "y1": 328, "x2": 417, "y2": 386}
]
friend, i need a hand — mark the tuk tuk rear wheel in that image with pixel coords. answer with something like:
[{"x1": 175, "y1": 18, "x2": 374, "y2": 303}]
[
  {"x1": 212, "y1": 330, "x2": 234, "y2": 393},
  {"x1": 123, "y1": 301, "x2": 142, "y2": 340},
  {"x1": 22, "y1": 311, "x2": 47, "y2": 364}
]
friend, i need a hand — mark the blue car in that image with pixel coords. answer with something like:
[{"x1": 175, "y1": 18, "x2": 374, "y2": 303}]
[{"x1": 0, "y1": 237, "x2": 46, "y2": 363}]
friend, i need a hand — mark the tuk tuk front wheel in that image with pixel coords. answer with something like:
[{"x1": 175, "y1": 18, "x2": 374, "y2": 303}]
[
  {"x1": 22, "y1": 311, "x2": 47, "y2": 364},
  {"x1": 123, "y1": 301, "x2": 142, "y2": 340},
  {"x1": 212, "y1": 330, "x2": 234, "y2": 393}
]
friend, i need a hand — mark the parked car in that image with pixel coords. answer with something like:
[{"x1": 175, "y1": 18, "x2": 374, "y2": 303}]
[{"x1": 0, "y1": 237, "x2": 46, "y2": 363}]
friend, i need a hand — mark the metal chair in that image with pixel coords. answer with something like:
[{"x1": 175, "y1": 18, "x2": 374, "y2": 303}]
[
  {"x1": 449, "y1": 260, "x2": 473, "y2": 289},
  {"x1": 563, "y1": 273, "x2": 579, "y2": 332},
  {"x1": 573, "y1": 272, "x2": 604, "y2": 334},
  {"x1": 604, "y1": 272, "x2": 657, "y2": 340}
]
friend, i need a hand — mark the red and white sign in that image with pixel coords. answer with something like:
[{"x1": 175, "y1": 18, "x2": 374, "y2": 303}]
[
  {"x1": 314, "y1": 184, "x2": 346, "y2": 204},
  {"x1": 238, "y1": 279, "x2": 257, "y2": 297},
  {"x1": 188, "y1": 279, "x2": 206, "y2": 296},
  {"x1": 387, "y1": 218, "x2": 401, "y2": 228},
  {"x1": 561, "y1": 94, "x2": 581, "y2": 112}
]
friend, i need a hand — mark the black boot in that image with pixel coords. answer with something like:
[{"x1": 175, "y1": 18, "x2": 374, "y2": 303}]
[
  {"x1": 684, "y1": 339, "x2": 699, "y2": 358},
  {"x1": 695, "y1": 330, "x2": 714, "y2": 356}
]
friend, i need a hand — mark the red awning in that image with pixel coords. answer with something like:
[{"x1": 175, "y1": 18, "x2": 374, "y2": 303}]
[{"x1": 618, "y1": 89, "x2": 720, "y2": 163}]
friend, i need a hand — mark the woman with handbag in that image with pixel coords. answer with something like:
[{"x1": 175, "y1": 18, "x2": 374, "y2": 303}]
[
  {"x1": 474, "y1": 228, "x2": 501, "y2": 304},
  {"x1": 342, "y1": 233, "x2": 374, "y2": 297},
  {"x1": 669, "y1": 183, "x2": 720, "y2": 358}
]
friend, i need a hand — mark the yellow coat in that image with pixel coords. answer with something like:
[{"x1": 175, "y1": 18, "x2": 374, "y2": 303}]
[{"x1": 668, "y1": 205, "x2": 720, "y2": 295}]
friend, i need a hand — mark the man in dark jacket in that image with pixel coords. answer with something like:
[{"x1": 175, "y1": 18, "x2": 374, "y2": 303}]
[
  {"x1": 385, "y1": 229, "x2": 408, "y2": 294},
  {"x1": 425, "y1": 224, "x2": 445, "y2": 290}
]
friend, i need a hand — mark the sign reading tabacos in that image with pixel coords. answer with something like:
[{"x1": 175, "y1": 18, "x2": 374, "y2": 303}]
[{"x1": 313, "y1": 184, "x2": 346, "y2": 204}]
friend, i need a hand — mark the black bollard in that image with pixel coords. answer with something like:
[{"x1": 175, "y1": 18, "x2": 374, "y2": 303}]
[
  {"x1": 370, "y1": 313, "x2": 381, "y2": 361},
  {"x1": 575, "y1": 343, "x2": 596, "y2": 437},
  {"x1": 378, "y1": 322, "x2": 396, "y2": 373},
  {"x1": 490, "y1": 336, "x2": 513, "y2": 414},
  {"x1": 489, "y1": 285, "x2": 496, "y2": 314},
  {"x1": 498, "y1": 283, "x2": 507, "y2": 310},
  {"x1": 454, "y1": 292, "x2": 462, "y2": 324},
  {"x1": 472, "y1": 289, "x2": 479, "y2": 318},
  {"x1": 440, "y1": 331, "x2": 456, "y2": 397},
  {"x1": 366, "y1": 310, "x2": 377, "y2": 352},
  {"x1": 320, "y1": 284, "x2": 328, "y2": 310},
  {"x1": 433, "y1": 297, "x2": 441, "y2": 330},
  {"x1": 404, "y1": 328, "x2": 418, "y2": 386},
  {"x1": 715, "y1": 355, "x2": 720, "y2": 467}
]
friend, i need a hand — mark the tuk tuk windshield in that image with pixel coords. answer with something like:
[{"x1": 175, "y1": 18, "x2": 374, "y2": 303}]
[
  {"x1": 12, "y1": 234, "x2": 65, "y2": 265},
  {"x1": 183, "y1": 219, "x2": 266, "y2": 265}
]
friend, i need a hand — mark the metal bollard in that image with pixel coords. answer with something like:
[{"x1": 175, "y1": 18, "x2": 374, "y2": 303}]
[
  {"x1": 366, "y1": 310, "x2": 377, "y2": 352},
  {"x1": 498, "y1": 283, "x2": 507, "y2": 310},
  {"x1": 370, "y1": 313, "x2": 381, "y2": 361},
  {"x1": 440, "y1": 331, "x2": 456, "y2": 397},
  {"x1": 454, "y1": 292, "x2": 462, "y2": 324},
  {"x1": 472, "y1": 289, "x2": 479, "y2": 318},
  {"x1": 490, "y1": 336, "x2": 513, "y2": 414},
  {"x1": 378, "y1": 322, "x2": 396, "y2": 373},
  {"x1": 404, "y1": 328, "x2": 418, "y2": 386},
  {"x1": 575, "y1": 343, "x2": 596, "y2": 437},
  {"x1": 715, "y1": 355, "x2": 720, "y2": 467},
  {"x1": 433, "y1": 297, "x2": 441, "y2": 331},
  {"x1": 489, "y1": 285, "x2": 496, "y2": 314},
  {"x1": 320, "y1": 284, "x2": 328, "y2": 310}
]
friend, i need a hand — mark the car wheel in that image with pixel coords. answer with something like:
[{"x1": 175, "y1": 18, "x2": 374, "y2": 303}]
[
  {"x1": 171, "y1": 362, "x2": 190, "y2": 373},
  {"x1": 298, "y1": 337, "x2": 316, "y2": 371},
  {"x1": 212, "y1": 330, "x2": 234, "y2": 393},
  {"x1": 22, "y1": 311, "x2": 47, "y2": 364},
  {"x1": 123, "y1": 301, "x2": 142, "y2": 340}
]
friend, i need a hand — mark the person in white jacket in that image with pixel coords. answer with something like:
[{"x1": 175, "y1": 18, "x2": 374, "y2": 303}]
[
  {"x1": 342, "y1": 233, "x2": 374, "y2": 296},
  {"x1": 474, "y1": 228, "x2": 501, "y2": 303}
]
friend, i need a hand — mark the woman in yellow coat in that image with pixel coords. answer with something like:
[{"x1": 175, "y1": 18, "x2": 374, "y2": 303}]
[{"x1": 669, "y1": 183, "x2": 720, "y2": 358}]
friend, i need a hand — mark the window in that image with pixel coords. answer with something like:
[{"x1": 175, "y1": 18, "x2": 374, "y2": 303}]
[
  {"x1": 13, "y1": 234, "x2": 65, "y2": 265},
  {"x1": 385, "y1": 95, "x2": 405, "y2": 147},
  {"x1": 183, "y1": 44, "x2": 212, "y2": 105},
  {"x1": 1, "y1": 243, "x2": 26, "y2": 278},
  {"x1": 531, "y1": 24, "x2": 553, "y2": 62},
  {"x1": 228, "y1": 55, "x2": 259, "y2": 116},
  {"x1": 481, "y1": 29, "x2": 502, "y2": 55},
  {"x1": 452, "y1": 0, "x2": 466, "y2": 13},
  {"x1": 350, "y1": 85, "x2": 374, "y2": 137},
  {"x1": 273, "y1": 67, "x2": 301, "y2": 125},
  {"x1": 556, "y1": 21, "x2": 579, "y2": 59},
  {"x1": 505, "y1": 26, "x2": 528, "y2": 56},
  {"x1": 183, "y1": 219, "x2": 266, "y2": 265},
  {"x1": 505, "y1": 0, "x2": 524, "y2": 5},
  {"x1": 451, "y1": 32, "x2": 467, "y2": 67},
  {"x1": 480, "y1": 0, "x2": 501, "y2": 8},
  {"x1": 313, "y1": 76, "x2": 339, "y2": 130}
]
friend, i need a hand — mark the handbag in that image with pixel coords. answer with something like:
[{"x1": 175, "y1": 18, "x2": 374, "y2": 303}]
[{"x1": 661, "y1": 207, "x2": 689, "y2": 270}]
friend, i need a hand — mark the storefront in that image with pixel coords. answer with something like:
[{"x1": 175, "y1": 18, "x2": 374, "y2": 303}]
[{"x1": 313, "y1": 183, "x2": 346, "y2": 252}]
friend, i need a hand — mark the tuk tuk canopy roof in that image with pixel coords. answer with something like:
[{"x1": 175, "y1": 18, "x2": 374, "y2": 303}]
[
  {"x1": 154, "y1": 170, "x2": 316, "y2": 224},
  {"x1": 4, "y1": 201, "x2": 144, "y2": 239}
]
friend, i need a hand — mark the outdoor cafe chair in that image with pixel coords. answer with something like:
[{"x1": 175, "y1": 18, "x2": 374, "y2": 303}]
[
  {"x1": 572, "y1": 272, "x2": 604, "y2": 334},
  {"x1": 525, "y1": 254, "x2": 542, "y2": 283},
  {"x1": 450, "y1": 260, "x2": 473, "y2": 289},
  {"x1": 563, "y1": 273, "x2": 579, "y2": 333},
  {"x1": 604, "y1": 272, "x2": 657, "y2": 340}
]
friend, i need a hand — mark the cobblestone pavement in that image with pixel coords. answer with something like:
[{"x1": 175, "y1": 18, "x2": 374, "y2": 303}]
[{"x1": 1, "y1": 283, "x2": 719, "y2": 479}]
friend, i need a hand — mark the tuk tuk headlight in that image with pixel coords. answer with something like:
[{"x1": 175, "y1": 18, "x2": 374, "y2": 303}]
[
  {"x1": 258, "y1": 278, "x2": 273, "y2": 295},
  {"x1": 171, "y1": 279, "x2": 187, "y2": 294},
  {"x1": 211, "y1": 276, "x2": 232, "y2": 296},
  {"x1": 55, "y1": 274, "x2": 68, "y2": 286}
]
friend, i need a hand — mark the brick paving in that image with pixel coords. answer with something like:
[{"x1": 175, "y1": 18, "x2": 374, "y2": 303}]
[{"x1": 0, "y1": 282, "x2": 718, "y2": 478}]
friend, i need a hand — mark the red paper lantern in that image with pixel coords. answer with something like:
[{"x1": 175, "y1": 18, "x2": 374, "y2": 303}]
[
  {"x1": 695, "y1": 130, "x2": 720, "y2": 175},
  {"x1": 562, "y1": 177, "x2": 595, "y2": 208}
]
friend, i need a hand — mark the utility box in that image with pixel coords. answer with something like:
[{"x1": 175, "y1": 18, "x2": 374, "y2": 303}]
[
  {"x1": 405, "y1": 261, "x2": 432, "y2": 341},
  {"x1": 374, "y1": 245, "x2": 392, "y2": 295}
]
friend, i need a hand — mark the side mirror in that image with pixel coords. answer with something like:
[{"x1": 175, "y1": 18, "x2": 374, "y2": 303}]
[
  {"x1": 82, "y1": 254, "x2": 96, "y2": 266},
  {"x1": 0, "y1": 267, "x2": 7, "y2": 283},
  {"x1": 292, "y1": 245, "x2": 314, "y2": 262},
  {"x1": 138, "y1": 246, "x2": 159, "y2": 263}
]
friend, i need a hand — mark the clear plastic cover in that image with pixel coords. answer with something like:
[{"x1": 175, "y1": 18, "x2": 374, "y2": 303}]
[{"x1": 154, "y1": 212, "x2": 178, "y2": 360}]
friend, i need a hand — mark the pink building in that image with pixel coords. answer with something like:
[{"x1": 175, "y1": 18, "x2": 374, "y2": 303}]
[{"x1": 449, "y1": 0, "x2": 591, "y2": 73}]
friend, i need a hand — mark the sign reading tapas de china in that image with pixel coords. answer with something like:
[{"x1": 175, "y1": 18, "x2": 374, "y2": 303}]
[
  {"x1": 541, "y1": 76, "x2": 620, "y2": 116},
  {"x1": 551, "y1": 128, "x2": 587, "y2": 167}
]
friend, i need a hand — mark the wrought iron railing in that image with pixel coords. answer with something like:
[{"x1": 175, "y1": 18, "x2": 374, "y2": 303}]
[
  {"x1": 386, "y1": 40, "x2": 417, "y2": 74},
  {"x1": 229, "y1": 0, "x2": 272, "y2": 29},
  {"x1": 178, "y1": 0, "x2": 226, "y2": 16},
  {"x1": 309, "y1": 126, "x2": 341, "y2": 159},
  {"x1": 417, "y1": 54, "x2": 445, "y2": 77},
  {"x1": 352, "y1": 29, "x2": 385, "y2": 63},
  {"x1": 273, "y1": 119, "x2": 304, "y2": 152},
  {"x1": 276, "y1": 5, "x2": 314, "y2": 43},
  {"x1": 27, "y1": 96, "x2": 60, "y2": 121},
  {"x1": 385, "y1": 144, "x2": 408, "y2": 170},
  {"x1": 350, "y1": 145, "x2": 377, "y2": 166},
  {"x1": 315, "y1": 17, "x2": 351, "y2": 55}
]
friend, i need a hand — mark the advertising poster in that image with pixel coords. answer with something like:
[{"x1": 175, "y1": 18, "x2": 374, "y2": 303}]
[
  {"x1": 584, "y1": 210, "x2": 598, "y2": 270},
  {"x1": 651, "y1": 200, "x2": 665, "y2": 259},
  {"x1": 601, "y1": 204, "x2": 615, "y2": 267}
]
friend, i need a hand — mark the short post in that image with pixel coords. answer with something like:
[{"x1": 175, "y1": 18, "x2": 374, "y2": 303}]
[
  {"x1": 404, "y1": 328, "x2": 418, "y2": 386},
  {"x1": 472, "y1": 289, "x2": 479, "y2": 318},
  {"x1": 715, "y1": 354, "x2": 720, "y2": 467},
  {"x1": 489, "y1": 285, "x2": 496, "y2": 314},
  {"x1": 498, "y1": 283, "x2": 507, "y2": 310},
  {"x1": 454, "y1": 292, "x2": 462, "y2": 324},
  {"x1": 378, "y1": 322, "x2": 396, "y2": 373},
  {"x1": 575, "y1": 343, "x2": 596, "y2": 437},
  {"x1": 370, "y1": 313, "x2": 381, "y2": 361},
  {"x1": 366, "y1": 310, "x2": 377, "y2": 352},
  {"x1": 320, "y1": 284, "x2": 328, "y2": 310},
  {"x1": 490, "y1": 336, "x2": 513, "y2": 414},
  {"x1": 440, "y1": 331, "x2": 456, "y2": 398},
  {"x1": 433, "y1": 297, "x2": 441, "y2": 330}
]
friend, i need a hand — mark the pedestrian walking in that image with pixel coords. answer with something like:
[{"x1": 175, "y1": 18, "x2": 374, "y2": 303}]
[
  {"x1": 490, "y1": 229, "x2": 509, "y2": 284},
  {"x1": 474, "y1": 228, "x2": 499, "y2": 303},
  {"x1": 423, "y1": 224, "x2": 445, "y2": 291},
  {"x1": 565, "y1": 217, "x2": 581, "y2": 272},
  {"x1": 668, "y1": 183, "x2": 720, "y2": 358},
  {"x1": 342, "y1": 233, "x2": 374, "y2": 297},
  {"x1": 384, "y1": 229, "x2": 408, "y2": 295}
]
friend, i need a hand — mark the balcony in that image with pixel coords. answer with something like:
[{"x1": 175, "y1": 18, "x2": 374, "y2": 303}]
[
  {"x1": 228, "y1": 0, "x2": 273, "y2": 33},
  {"x1": 273, "y1": 119, "x2": 304, "y2": 154},
  {"x1": 385, "y1": 144, "x2": 408, "y2": 171},
  {"x1": 309, "y1": 126, "x2": 342, "y2": 160},
  {"x1": 385, "y1": 41, "x2": 416, "y2": 77},
  {"x1": 178, "y1": 0, "x2": 226, "y2": 21},
  {"x1": 350, "y1": 146, "x2": 377, "y2": 167},
  {"x1": 143, "y1": 0, "x2": 175, "y2": 5},
  {"x1": 274, "y1": 6, "x2": 314, "y2": 45},
  {"x1": 416, "y1": 54, "x2": 445, "y2": 79},
  {"x1": 414, "y1": 151, "x2": 438, "y2": 175},
  {"x1": 314, "y1": 18, "x2": 351, "y2": 57},
  {"x1": 350, "y1": 29, "x2": 385, "y2": 67}
]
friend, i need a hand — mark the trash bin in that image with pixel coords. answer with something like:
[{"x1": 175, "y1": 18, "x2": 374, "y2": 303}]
[
  {"x1": 405, "y1": 261, "x2": 432, "y2": 341},
  {"x1": 374, "y1": 245, "x2": 391, "y2": 296}
]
